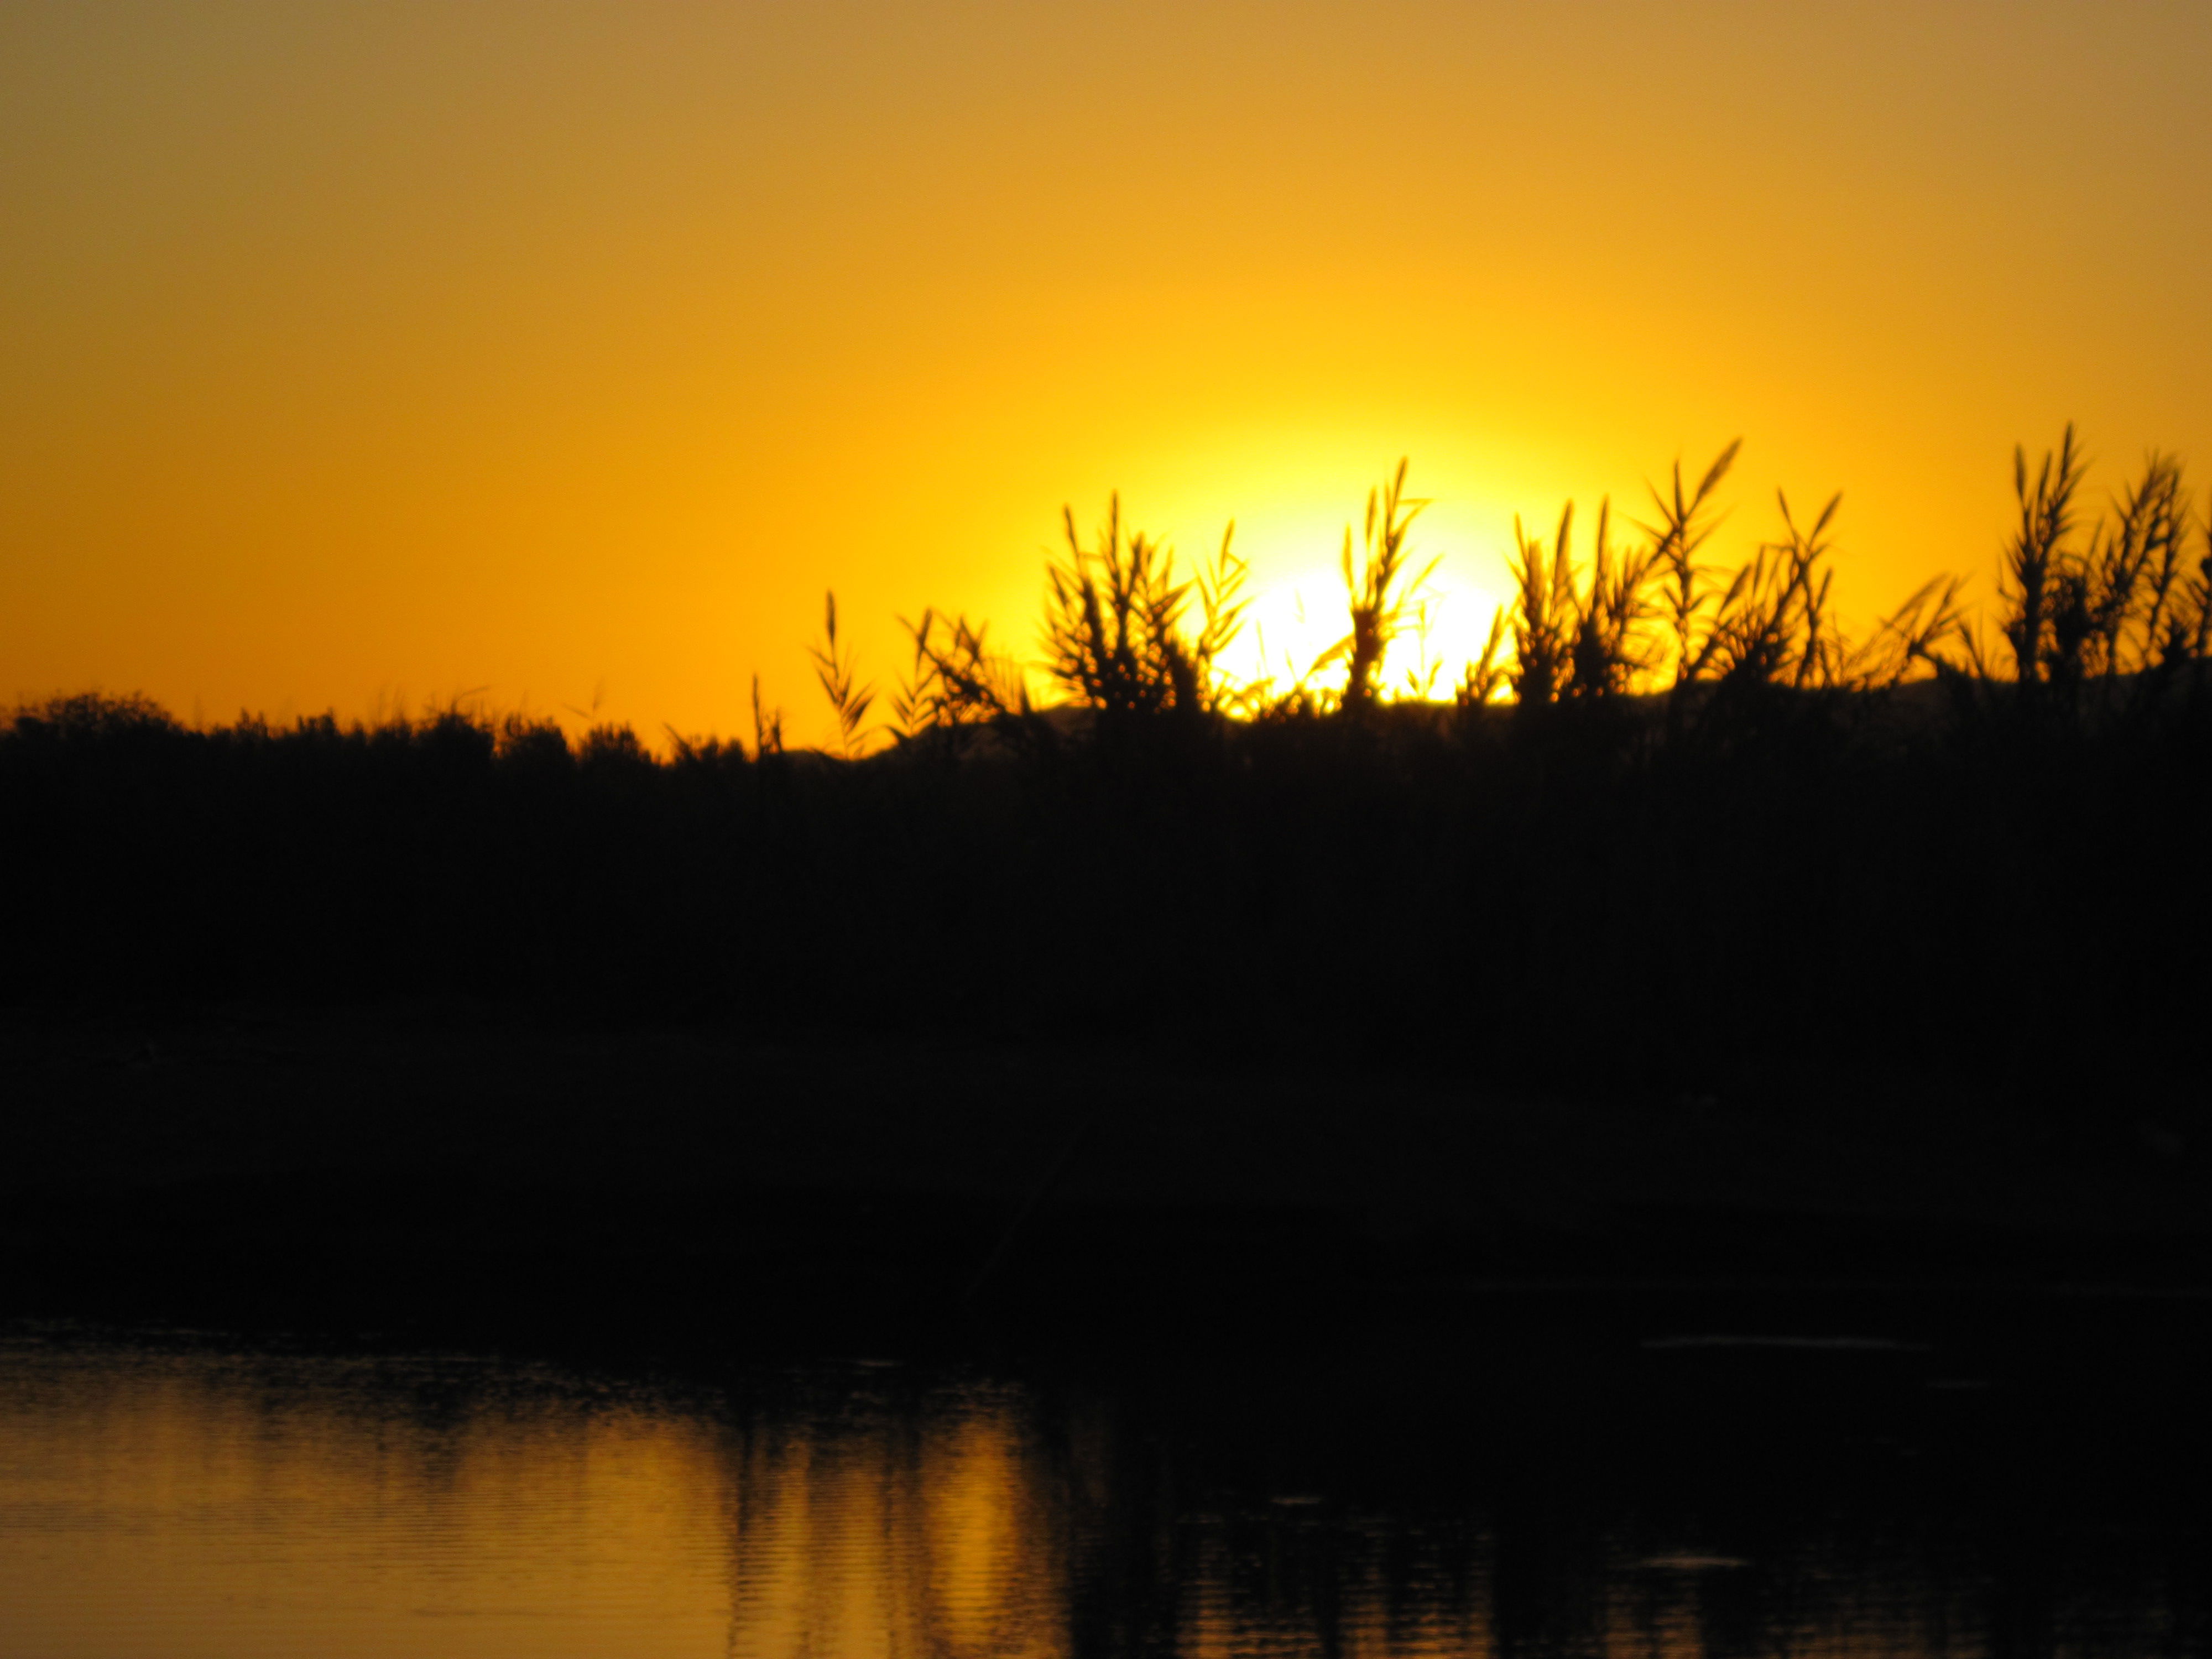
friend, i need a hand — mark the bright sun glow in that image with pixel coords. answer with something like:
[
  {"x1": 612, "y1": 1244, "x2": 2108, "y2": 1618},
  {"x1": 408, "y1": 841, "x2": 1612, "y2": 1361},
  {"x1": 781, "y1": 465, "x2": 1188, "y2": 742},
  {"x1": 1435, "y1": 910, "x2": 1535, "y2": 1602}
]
[
  {"x1": 1209, "y1": 498, "x2": 1516, "y2": 705},
  {"x1": 8, "y1": 6, "x2": 2212, "y2": 742},
  {"x1": 1228, "y1": 565, "x2": 1512, "y2": 703}
]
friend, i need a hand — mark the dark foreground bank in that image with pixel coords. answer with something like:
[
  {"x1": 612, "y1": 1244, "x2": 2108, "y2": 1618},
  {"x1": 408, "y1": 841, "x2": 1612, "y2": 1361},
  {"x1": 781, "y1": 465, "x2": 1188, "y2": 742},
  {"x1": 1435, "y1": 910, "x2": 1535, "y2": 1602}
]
[
  {"x1": 8, "y1": 665, "x2": 2212, "y2": 1126},
  {"x1": 6, "y1": 1005, "x2": 2208, "y2": 1352}
]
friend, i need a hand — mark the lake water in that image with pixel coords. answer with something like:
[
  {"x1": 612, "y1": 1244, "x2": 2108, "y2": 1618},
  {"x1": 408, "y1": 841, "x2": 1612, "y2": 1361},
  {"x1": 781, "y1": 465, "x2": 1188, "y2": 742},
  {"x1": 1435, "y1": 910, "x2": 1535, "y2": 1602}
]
[{"x1": 1, "y1": 1306, "x2": 2205, "y2": 1658}]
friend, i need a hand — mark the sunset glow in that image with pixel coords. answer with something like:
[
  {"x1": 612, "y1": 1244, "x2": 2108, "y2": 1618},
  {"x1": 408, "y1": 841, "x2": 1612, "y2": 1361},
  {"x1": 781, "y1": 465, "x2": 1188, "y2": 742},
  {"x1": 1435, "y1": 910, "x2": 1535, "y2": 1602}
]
[{"x1": 5, "y1": 2, "x2": 2210, "y2": 745}]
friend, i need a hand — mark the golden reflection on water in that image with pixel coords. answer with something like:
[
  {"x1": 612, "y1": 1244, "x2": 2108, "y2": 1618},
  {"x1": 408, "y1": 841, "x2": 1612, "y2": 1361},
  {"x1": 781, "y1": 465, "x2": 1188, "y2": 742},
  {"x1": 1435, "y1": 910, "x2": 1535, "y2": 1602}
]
[
  {"x1": 0, "y1": 1334, "x2": 2192, "y2": 1659},
  {"x1": 724, "y1": 1381, "x2": 1066, "y2": 1659},
  {"x1": 0, "y1": 1342, "x2": 1090, "y2": 1659},
  {"x1": 0, "y1": 1345, "x2": 733, "y2": 1658}
]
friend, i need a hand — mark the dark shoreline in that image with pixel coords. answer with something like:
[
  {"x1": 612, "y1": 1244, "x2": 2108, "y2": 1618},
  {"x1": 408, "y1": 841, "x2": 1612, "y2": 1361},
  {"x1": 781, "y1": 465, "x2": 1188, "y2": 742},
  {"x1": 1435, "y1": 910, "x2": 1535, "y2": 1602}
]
[{"x1": 7, "y1": 1003, "x2": 2207, "y2": 1356}]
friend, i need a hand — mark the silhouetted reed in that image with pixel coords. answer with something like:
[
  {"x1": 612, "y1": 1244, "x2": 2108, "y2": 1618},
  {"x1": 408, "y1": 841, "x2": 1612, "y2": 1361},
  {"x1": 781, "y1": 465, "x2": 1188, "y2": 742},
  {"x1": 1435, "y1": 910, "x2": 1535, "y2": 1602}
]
[
  {"x1": 894, "y1": 608, "x2": 1026, "y2": 735},
  {"x1": 1041, "y1": 495, "x2": 1250, "y2": 726},
  {"x1": 1319, "y1": 459, "x2": 1438, "y2": 714},
  {"x1": 807, "y1": 592, "x2": 875, "y2": 759},
  {"x1": 1986, "y1": 428, "x2": 2210, "y2": 713},
  {"x1": 6, "y1": 434, "x2": 2208, "y2": 1131}
]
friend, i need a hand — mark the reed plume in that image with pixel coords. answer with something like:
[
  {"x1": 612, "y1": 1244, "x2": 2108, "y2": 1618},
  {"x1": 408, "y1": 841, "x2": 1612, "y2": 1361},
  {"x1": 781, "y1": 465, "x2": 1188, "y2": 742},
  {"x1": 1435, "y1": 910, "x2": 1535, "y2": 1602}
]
[
  {"x1": 1035, "y1": 494, "x2": 1255, "y2": 734},
  {"x1": 1315, "y1": 459, "x2": 1437, "y2": 713},
  {"x1": 808, "y1": 589, "x2": 877, "y2": 758}
]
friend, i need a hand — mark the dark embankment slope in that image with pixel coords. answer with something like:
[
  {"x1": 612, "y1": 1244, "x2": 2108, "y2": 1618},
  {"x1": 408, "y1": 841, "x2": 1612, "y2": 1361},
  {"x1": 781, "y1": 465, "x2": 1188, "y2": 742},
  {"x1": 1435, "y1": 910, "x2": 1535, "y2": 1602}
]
[
  {"x1": 6, "y1": 1005, "x2": 2208, "y2": 1352},
  {"x1": 7, "y1": 675, "x2": 2210, "y2": 1107}
]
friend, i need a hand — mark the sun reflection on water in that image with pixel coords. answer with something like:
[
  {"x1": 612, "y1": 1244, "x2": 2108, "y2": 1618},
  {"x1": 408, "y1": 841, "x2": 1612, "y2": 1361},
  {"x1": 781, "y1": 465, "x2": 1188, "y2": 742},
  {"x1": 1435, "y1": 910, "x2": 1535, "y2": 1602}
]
[{"x1": 0, "y1": 1332, "x2": 2198, "y2": 1659}]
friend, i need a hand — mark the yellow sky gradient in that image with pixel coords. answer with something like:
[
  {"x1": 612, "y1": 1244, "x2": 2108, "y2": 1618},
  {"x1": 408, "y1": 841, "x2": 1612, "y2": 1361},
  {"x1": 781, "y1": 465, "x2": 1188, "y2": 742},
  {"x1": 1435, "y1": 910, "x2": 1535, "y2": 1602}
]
[{"x1": 5, "y1": 1, "x2": 2210, "y2": 743}]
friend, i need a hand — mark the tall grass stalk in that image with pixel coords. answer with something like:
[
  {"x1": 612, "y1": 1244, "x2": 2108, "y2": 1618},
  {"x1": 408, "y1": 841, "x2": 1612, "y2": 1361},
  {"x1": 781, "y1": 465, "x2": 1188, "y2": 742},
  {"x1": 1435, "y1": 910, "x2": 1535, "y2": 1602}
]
[
  {"x1": 1041, "y1": 498, "x2": 1248, "y2": 721},
  {"x1": 1506, "y1": 503, "x2": 1578, "y2": 706},
  {"x1": 1641, "y1": 440, "x2": 1742, "y2": 688},
  {"x1": 1697, "y1": 491, "x2": 1843, "y2": 690},
  {"x1": 809, "y1": 590, "x2": 877, "y2": 758},
  {"x1": 894, "y1": 609, "x2": 1025, "y2": 736},
  {"x1": 751, "y1": 674, "x2": 784, "y2": 758},
  {"x1": 1317, "y1": 459, "x2": 1438, "y2": 713},
  {"x1": 2001, "y1": 425, "x2": 2089, "y2": 687}
]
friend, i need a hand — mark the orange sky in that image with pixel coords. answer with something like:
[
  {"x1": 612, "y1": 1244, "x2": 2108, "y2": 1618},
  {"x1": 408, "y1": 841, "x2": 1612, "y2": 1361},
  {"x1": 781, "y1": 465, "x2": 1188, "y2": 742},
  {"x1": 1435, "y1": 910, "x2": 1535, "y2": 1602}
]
[{"x1": 5, "y1": 1, "x2": 2209, "y2": 743}]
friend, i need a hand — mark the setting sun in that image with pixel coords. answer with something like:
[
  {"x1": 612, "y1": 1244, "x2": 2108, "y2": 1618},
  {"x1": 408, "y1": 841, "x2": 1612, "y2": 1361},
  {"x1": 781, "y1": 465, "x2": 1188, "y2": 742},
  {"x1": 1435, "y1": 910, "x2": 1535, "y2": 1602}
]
[
  {"x1": 1211, "y1": 497, "x2": 1518, "y2": 705},
  {"x1": 7, "y1": 2, "x2": 2210, "y2": 744},
  {"x1": 7, "y1": 9, "x2": 2212, "y2": 1657}
]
